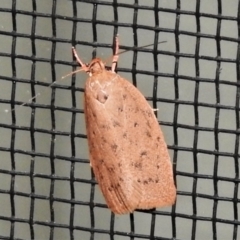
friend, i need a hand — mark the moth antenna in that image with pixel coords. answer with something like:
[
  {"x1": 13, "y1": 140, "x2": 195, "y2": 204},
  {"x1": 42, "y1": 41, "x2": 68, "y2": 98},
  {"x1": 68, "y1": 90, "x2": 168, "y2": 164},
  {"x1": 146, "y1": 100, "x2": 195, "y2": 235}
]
[
  {"x1": 103, "y1": 39, "x2": 167, "y2": 67},
  {"x1": 6, "y1": 83, "x2": 54, "y2": 113},
  {"x1": 6, "y1": 39, "x2": 167, "y2": 113},
  {"x1": 111, "y1": 35, "x2": 120, "y2": 72},
  {"x1": 61, "y1": 68, "x2": 85, "y2": 80},
  {"x1": 6, "y1": 47, "x2": 87, "y2": 113},
  {"x1": 117, "y1": 40, "x2": 167, "y2": 56},
  {"x1": 6, "y1": 75, "x2": 72, "y2": 113},
  {"x1": 72, "y1": 47, "x2": 86, "y2": 67},
  {"x1": 4, "y1": 93, "x2": 41, "y2": 113},
  {"x1": 16, "y1": 93, "x2": 41, "y2": 109}
]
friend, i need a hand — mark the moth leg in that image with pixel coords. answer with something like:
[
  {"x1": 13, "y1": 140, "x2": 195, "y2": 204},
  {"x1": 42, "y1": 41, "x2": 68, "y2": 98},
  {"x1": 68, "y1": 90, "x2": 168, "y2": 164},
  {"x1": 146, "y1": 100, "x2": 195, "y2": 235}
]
[
  {"x1": 72, "y1": 47, "x2": 89, "y2": 72},
  {"x1": 111, "y1": 35, "x2": 119, "y2": 72}
]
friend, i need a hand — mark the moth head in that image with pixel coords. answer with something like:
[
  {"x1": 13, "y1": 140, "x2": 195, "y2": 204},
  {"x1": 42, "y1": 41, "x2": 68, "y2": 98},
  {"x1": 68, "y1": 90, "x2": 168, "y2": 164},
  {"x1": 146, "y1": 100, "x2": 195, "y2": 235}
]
[{"x1": 88, "y1": 58, "x2": 106, "y2": 75}]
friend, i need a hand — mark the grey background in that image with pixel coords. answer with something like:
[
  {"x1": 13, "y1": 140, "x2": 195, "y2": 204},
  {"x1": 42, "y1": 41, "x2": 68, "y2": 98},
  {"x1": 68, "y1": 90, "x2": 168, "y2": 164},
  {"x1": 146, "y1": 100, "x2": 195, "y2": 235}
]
[{"x1": 0, "y1": 0, "x2": 238, "y2": 239}]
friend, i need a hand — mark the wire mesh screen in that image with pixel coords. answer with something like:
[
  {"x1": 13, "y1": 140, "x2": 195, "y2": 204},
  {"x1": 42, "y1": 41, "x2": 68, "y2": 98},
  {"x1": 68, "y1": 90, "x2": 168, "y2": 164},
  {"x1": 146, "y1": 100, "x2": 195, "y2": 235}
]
[{"x1": 0, "y1": 0, "x2": 239, "y2": 239}]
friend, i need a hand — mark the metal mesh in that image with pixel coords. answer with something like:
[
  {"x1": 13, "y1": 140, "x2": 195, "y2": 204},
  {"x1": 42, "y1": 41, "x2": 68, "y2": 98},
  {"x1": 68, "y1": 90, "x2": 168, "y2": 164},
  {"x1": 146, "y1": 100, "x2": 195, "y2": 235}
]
[{"x1": 0, "y1": 0, "x2": 239, "y2": 239}]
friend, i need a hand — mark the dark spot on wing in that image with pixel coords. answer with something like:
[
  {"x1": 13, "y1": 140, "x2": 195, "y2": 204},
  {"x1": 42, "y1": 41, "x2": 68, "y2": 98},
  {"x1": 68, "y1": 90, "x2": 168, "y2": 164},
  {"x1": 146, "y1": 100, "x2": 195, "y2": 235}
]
[
  {"x1": 148, "y1": 177, "x2": 153, "y2": 182},
  {"x1": 101, "y1": 137, "x2": 107, "y2": 143},
  {"x1": 142, "y1": 109, "x2": 152, "y2": 117},
  {"x1": 97, "y1": 90, "x2": 109, "y2": 103},
  {"x1": 146, "y1": 120, "x2": 151, "y2": 128},
  {"x1": 90, "y1": 142, "x2": 95, "y2": 149},
  {"x1": 111, "y1": 144, "x2": 118, "y2": 152},
  {"x1": 107, "y1": 167, "x2": 114, "y2": 173},
  {"x1": 140, "y1": 151, "x2": 147, "y2": 157},
  {"x1": 132, "y1": 161, "x2": 142, "y2": 169},
  {"x1": 118, "y1": 107, "x2": 123, "y2": 112},
  {"x1": 101, "y1": 124, "x2": 110, "y2": 130},
  {"x1": 112, "y1": 120, "x2": 121, "y2": 127},
  {"x1": 146, "y1": 110, "x2": 152, "y2": 117},
  {"x1": 135, "y1": 107, "x2": 139, "y2": 113},
  {"x1": 146, "y1": 131, "x2": 152, "y2": 138}
]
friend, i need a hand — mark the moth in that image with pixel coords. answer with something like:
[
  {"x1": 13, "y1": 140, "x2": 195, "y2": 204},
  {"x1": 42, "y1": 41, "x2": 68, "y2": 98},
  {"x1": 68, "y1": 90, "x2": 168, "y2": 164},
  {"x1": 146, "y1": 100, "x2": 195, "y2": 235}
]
[{"x1": 73, "y1": 36, "x2": 176, "y2": 214}]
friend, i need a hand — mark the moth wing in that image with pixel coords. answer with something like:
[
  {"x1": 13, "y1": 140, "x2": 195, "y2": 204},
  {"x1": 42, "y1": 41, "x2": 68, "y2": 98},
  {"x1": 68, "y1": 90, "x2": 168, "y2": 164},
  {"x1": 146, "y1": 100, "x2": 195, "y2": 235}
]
[
  {"x1": 84, "y1": 72, "x2": 141, "y2": 214},
  {"x1": 84, "y1": 71, "x2": 176, "y2": 214},
  {"x1": 117, "y1": 77, "x2": 176, "y2": 210}
]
